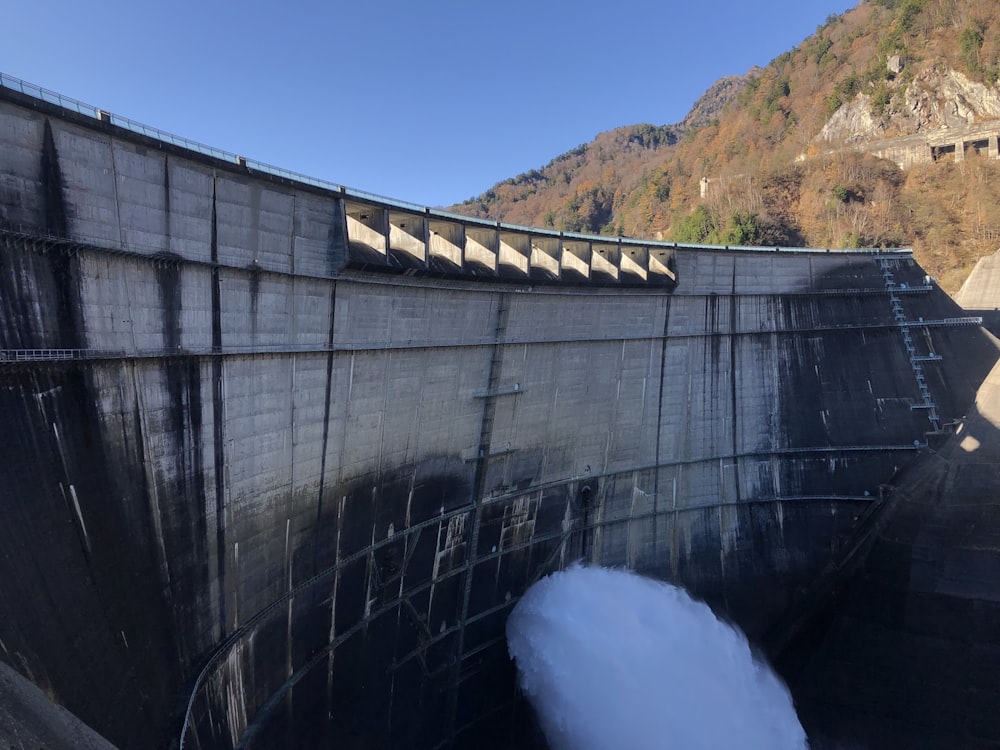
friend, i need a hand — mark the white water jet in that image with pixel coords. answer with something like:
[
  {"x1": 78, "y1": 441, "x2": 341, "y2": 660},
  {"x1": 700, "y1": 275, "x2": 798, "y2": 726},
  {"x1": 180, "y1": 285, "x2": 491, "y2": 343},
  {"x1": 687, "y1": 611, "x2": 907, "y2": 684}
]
[{"x1": 506, "y1": 564, "x2": 808, "y2": 750}]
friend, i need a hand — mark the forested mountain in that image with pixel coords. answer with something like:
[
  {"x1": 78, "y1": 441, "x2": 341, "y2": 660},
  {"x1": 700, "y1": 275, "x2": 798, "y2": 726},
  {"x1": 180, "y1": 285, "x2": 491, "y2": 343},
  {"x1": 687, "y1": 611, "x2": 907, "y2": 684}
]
[{"x1": 448, "y1": 0, "x2": 1000, "y2": 292}]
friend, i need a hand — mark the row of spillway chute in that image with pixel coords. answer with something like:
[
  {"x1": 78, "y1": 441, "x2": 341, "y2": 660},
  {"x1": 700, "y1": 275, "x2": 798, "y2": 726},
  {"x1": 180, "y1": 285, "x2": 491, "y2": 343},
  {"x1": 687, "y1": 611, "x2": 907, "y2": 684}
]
[
  {"x1": 344, "y1": 199, "x2": 676, "y2": 286},
  {"x1": 0, "y1": 72, "x2": 910, "y2": 287}
]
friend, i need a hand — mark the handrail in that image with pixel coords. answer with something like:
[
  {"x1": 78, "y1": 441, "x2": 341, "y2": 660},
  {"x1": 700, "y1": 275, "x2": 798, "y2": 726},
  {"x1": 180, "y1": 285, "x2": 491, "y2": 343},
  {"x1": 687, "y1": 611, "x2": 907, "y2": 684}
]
[
  {"x1": 901, "y1": 316, "x2": 983, "y2": 327},
  {"x1": 0, "y1": 349, "x2": 122, "y2": 362},
  {"x1": 0, "y1": 72, "x2": 915, "y2": 258}
]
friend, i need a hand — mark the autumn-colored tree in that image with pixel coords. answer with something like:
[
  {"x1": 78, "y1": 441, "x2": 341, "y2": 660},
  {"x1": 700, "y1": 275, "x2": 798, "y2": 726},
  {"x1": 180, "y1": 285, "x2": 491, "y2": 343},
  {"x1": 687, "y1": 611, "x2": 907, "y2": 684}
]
[{"x1": 448, "y1": 0, "x2": 1000, "y2": 292}]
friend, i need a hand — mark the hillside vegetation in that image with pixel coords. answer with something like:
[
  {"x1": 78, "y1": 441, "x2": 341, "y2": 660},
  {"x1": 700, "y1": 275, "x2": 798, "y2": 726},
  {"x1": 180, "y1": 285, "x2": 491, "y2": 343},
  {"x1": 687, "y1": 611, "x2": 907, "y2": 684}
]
[{"x1": 449, "y1": 0, "x2": 1000, "y2": 293}]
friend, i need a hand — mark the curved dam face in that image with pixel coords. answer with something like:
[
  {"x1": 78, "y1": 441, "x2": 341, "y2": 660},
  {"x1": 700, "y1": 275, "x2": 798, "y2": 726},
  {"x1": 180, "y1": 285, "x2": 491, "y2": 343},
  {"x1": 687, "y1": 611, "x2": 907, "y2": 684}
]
[{"x1": 0, "y1": 79, "x2": 997, "y2": 749}]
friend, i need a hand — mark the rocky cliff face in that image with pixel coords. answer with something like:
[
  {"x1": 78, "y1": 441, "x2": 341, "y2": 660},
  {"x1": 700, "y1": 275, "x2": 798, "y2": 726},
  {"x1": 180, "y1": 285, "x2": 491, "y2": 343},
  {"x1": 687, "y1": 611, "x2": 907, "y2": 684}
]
[
  {"x1": 446, "y1": 67, "x2": 758, "y2": 231},
  {"x1": 678, "y1": 66, "x2": 762, "y2": 132},
  {"x1": 447, "y1": 2, "x2": 1000, "y2": 293},
  {"x1": 819, "y1": 65, "x2": 1000, "y2": 145}
]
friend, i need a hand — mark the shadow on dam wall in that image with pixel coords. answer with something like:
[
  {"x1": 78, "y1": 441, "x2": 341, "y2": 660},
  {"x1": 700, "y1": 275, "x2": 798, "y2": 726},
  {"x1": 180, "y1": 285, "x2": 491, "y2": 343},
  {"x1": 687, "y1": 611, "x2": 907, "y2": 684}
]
[
  {"x1": 1, "y1": 78, "x2": 1000, "y2": 750},
  {"x1": 776, "y1": 356, "x2": 1000, "y2": 750}
]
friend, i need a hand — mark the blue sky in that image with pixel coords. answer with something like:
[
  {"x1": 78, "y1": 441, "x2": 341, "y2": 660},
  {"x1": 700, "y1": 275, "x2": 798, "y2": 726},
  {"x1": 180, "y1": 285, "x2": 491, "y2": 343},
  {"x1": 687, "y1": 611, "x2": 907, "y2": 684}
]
[{"x1": 4, "y1": 0, "x2": 854, "y2": 207}]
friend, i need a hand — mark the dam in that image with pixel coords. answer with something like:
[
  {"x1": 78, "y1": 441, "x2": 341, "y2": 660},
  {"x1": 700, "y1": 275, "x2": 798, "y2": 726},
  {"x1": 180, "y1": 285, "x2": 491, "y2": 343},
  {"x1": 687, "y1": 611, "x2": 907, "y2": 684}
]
[{"x1": 1, "y1": 73, "x2": 999, "y2": 749}]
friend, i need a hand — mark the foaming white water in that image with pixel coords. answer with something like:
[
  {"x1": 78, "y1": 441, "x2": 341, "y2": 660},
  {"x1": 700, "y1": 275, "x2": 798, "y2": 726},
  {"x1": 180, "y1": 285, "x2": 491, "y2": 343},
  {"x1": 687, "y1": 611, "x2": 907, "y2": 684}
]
[{"x1": 506, "y1": 564, "x2": 808, "y2": 750}]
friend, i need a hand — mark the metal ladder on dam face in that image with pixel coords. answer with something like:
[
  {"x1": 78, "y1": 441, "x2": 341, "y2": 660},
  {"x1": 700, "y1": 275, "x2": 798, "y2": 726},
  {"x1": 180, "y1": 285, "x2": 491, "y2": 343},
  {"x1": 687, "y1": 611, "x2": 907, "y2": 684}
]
[
  {"x1": 878, "y1": 259, "x2": 942, "y2": 433},
  {"x1": 477, "y1": 294, "x2": 510, "y2": 457},
  {"x1": 440, "y1": 292, "x2": 513, "y2": 745}
]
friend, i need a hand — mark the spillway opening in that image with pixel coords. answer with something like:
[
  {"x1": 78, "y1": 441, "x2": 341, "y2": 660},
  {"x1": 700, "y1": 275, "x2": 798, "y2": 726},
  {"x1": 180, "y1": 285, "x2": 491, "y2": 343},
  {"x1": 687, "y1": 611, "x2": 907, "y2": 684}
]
[
  {"x1": 221, "y1": 565, "x2": 811, "y2": 750},
  {"x1": 506, "y1": 564, "x2": 808, "y2": 750}
]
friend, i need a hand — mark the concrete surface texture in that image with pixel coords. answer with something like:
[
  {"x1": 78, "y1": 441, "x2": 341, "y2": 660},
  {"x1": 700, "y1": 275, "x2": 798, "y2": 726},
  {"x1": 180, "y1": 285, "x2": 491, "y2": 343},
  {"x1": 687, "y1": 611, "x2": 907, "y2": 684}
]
[
  {"x1": 0, "y1": 661, "x2": 117, "y2": 750},
  {"x1": 955, "y1": 248, "x2": 1000, "y2": 308},
  {"x1": 955, "y1": 247, "x2": 1000, "y2": 337},
  {"x1": 0, "y1": 79, "x2": 997, "y2": 749}
]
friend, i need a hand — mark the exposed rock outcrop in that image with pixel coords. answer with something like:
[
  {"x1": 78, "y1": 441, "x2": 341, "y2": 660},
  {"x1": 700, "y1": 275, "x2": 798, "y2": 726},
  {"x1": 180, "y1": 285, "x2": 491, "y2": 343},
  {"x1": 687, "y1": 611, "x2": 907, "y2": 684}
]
[
  {"x1": 679, "y1": 66, "x2": 763, "y2": 132},
  {"x1": 820, "y1": 66, "x2": 1000, "y2": 145}
]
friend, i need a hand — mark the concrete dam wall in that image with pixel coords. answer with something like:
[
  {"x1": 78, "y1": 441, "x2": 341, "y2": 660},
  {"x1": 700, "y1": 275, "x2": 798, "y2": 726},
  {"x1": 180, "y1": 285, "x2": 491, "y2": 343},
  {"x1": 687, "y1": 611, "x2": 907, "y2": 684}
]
[{"x1": 0, "y1": 77, "x2": 997, "y2": 749}]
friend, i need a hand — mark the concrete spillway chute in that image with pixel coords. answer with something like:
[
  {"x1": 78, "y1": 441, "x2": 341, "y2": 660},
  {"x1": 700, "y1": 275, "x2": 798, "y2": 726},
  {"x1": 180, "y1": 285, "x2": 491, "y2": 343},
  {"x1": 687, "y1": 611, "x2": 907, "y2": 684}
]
[
  {"x1": 345, "y1": 202, "x2": 388, "y2": 265},
  {"x1": 498, "y1": 231, "x2": 530, "y2": 279},
  {"x1": 530, "y1": 236, "x2": 560, "y2": 281},
  {"x1": 388, "y1": 210, "x2": 427, "y2": 267},
  {"x1": 620, "y1": 245, "x2": 648, "y2": 283},
  {"x1": 648, "y1": 247, "x2": 676, "y2": 284},
  {"x1": 464, "y1": 226, "x2": 499, "y2": 277},
  {"x1": 427, "y1": 217, "x2": 464, "y2": 273},
  {"x1": 560, "y1": 238, "x2": 591, "y2": 282},
  {"x1": 591, "y1": 242, "x2": 621, "y2": 283}
]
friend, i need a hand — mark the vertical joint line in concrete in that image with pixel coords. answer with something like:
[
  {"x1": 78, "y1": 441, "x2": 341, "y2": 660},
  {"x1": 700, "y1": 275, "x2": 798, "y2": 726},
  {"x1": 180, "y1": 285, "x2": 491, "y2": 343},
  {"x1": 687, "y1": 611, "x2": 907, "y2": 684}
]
[
  {"x1": 470, "y1": 291, "x2": 510, "y2": 500},
  {"x1": 108, "y1": 137, "x2": 126, "y2": 250},
  {"x1": 728, "y1": 267, "x2": 741, "y2": 501},
  {"x1": 651, "y1": 294, "x2": 672, "y2": 558},
  {"x1": 446, "y1": 290, "x2": 510, "y2": 744},
  {"x1": 210, "y1": 179, "x2": 228, "y2": 637},
  {"x1": 313, "y1": 281, "x2": 338, "y2": 574}
]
